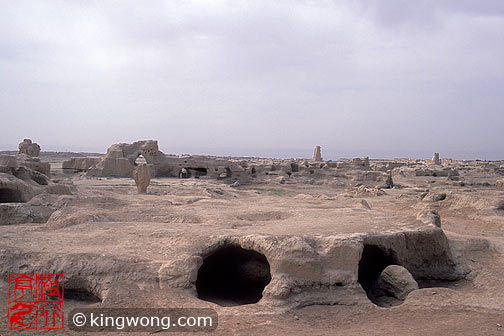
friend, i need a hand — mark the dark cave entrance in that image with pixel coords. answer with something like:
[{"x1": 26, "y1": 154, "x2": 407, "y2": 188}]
[
  {"x1": 63, "y1": 277, "x2": 102, "y2": 303},
  {"x1": 196, "y1": 246, "x2": 271, "y2": 306},
  {"x1": 134, "y1": 154, "x2": 147, "y2": 166},
  {"x1": 0, "y1": 188, "x2": 24, "y2": 203},
  {"x1": 189, "y1": 167, "x2": 208, "y2": 178},
  {"x1": 358, "y1": 244, "x2": 399, "y2": 298},
  {"x1": 64, "y1": 288, "x2": 102, "y2": 303}
]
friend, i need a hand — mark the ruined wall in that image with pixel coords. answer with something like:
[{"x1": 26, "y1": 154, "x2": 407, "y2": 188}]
[
  {"x1": 86, "y1": 140, "x2": 165, "y2": 177},
  {"x1": 72, "y1": 140, "x2": 469, "y2": 185},
  {"x1": 157, "y1": 227, "x2": 467, "y2": 308}
]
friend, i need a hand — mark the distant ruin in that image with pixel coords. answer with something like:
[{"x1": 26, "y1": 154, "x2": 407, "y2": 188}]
[
  {"x1": 312, "y1": 146, "x2": 322, "y2": 161},
  {"x1": 59, "y1": 140, "x2": 476, "y2": 191},
  {"x1": 18, "y1": 138, "x2": 41, "y2": 157},
  {"x1": 432, "y1": 152, "x2": 441, "y2": 165},
  {"x1": 60, "y1": 141, "x2": 401, "y2": 186}
]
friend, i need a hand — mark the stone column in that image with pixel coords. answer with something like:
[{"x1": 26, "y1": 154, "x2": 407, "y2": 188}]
[
  {"x1": 133, "y1": 163, "x2": 151, "y2": 194},
  {"x1": 312, "y1": 146, "x2": 322, "y2": 161},
  {"x1": 432, "y1": 153, "x2": 441, "y2": 165}
]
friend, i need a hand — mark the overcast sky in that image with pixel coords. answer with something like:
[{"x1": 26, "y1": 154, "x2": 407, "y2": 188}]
[{"x1": 0, "y1": 0, "x2": 503, "y2": 159}]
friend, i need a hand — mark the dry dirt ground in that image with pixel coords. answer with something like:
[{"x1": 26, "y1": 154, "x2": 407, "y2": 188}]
[{"x1": 1, "y1": 163, "x2": 504, "y2": 335}]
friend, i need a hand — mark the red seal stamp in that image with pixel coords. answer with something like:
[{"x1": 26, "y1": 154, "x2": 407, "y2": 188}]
[{"x1": 8, "y1": 273, "x2": 64, "y2": 330}]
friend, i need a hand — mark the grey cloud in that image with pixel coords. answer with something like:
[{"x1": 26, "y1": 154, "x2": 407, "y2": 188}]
[{"x1": 0, "y1": 0, "x2": 503, "y2": 159}]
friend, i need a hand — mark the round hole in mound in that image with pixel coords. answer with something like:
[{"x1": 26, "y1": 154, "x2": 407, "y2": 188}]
[
  {"x1": 64, "y1": 277, "x2": 102, "y2": 303},
  {"x1": 196, "y1": 245, "x2": 271, "y2": 306},
  {"x1": 358, "y1": 244, "x2": 399, "y2": 304},
  {"x1": 0, "y1": 188, "x2": 24, "y2": 203}
]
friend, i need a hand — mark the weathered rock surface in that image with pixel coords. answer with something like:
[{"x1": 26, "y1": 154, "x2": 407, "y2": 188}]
[
  {"x1": 361, "y1": 199, "x2": 371, "y2": 210},
  {"x1": 6, "y1": 154, "x2": 51, "y2": 177},
  {"x1": 2, "y1": 225, "x2": 462, "y2": 308},
  {"x1": 0, "y1": 193, "x2": 74, "y2": 225},
  {"x1": 0, "y1": 155, "x2": 18, "y2": 171},
  {"x1": 312, "y1": 146, "x2": 322, "y2": 161},
  {"x1": 1, "y1": 155, "x2": 53, "y2": 188},
  {"x1": 90, "y1": 157, "x2": 133, "y2": 177},
  {"x1": 416, "y1": 209, "x2": 442, "y2": 227},
  {"x1": 497, "y1": 179, "x2": 504, "y2": 191},
  {"x1": 13, "y1": 166, "x2": 50, "y2": 186},
  {"x1": 0, "y1": 172, "x2": 36, "y2": 203},
  {"x1": 350, "y1": 171, "x2": 393, "y2": 189},
  {"x1": 133, "y1": 163, "x2": 151, "y2": 194},
  {"x1": 0, "y1": 154, "x2": 73, "y2": 224},
  {"x1": 382, "y1": 173, "x2": 394, "y2": 189},
  {"x1": 352, "y1": 157, "x2": 371, "y2": 170},
  {"x1": 415, "y1": 168, "x2": 459, "y2": 177},
  {"x1": 18, "y1": 138, "x2": 41, "y2": 157},
  {"x1": 87, "y1": 140, "x2": 164, "y2": 177},
  {"x1": 62, "y1": 157, "x2": 102, "y2": 171},
  {"x1": 421, "y1": 191, "x2": 447, "y2": 202},
  {"x1": 370, "y1": 265, "x2": 419, "y2": 300},
  {"x1": 432, "y1": 152, "x2": 441, "y2": 165}
]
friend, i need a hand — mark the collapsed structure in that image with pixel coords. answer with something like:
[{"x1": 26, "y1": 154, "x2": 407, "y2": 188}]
[
  {"x1": 63, "y1": 140, "x2": 252, "y2": 181},
  {"x1": 1, "y1": 139, "x2": 74, "y2": 224},
  {"x1": 18, "y1": 138, "x2": 41, "y2": 157},
  {"x1": 2, "y1": 138, "x2": 504, "y2": 314}
]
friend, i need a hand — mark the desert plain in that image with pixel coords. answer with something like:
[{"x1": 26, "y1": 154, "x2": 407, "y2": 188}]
[{"x1": 1, "y1": 140, "x2": 504, "y2": 335}]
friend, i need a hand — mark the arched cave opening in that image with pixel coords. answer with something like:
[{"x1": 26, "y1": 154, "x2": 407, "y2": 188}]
[
  {"x1": 358, "y1": 244, "x2": 399, "y2": 300},
  {"x1": 196, "y1": 245, "x2": 271, "y2": 306},
  {"x1": 64, "y1": 277, "x2": 102, "y2": 303},
  {"x1": 134, "y1": 154, "x2": 147, "y2": 166},
  {"x1": 0, "y1": 188, "x2": 24, "y2": 203}
]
